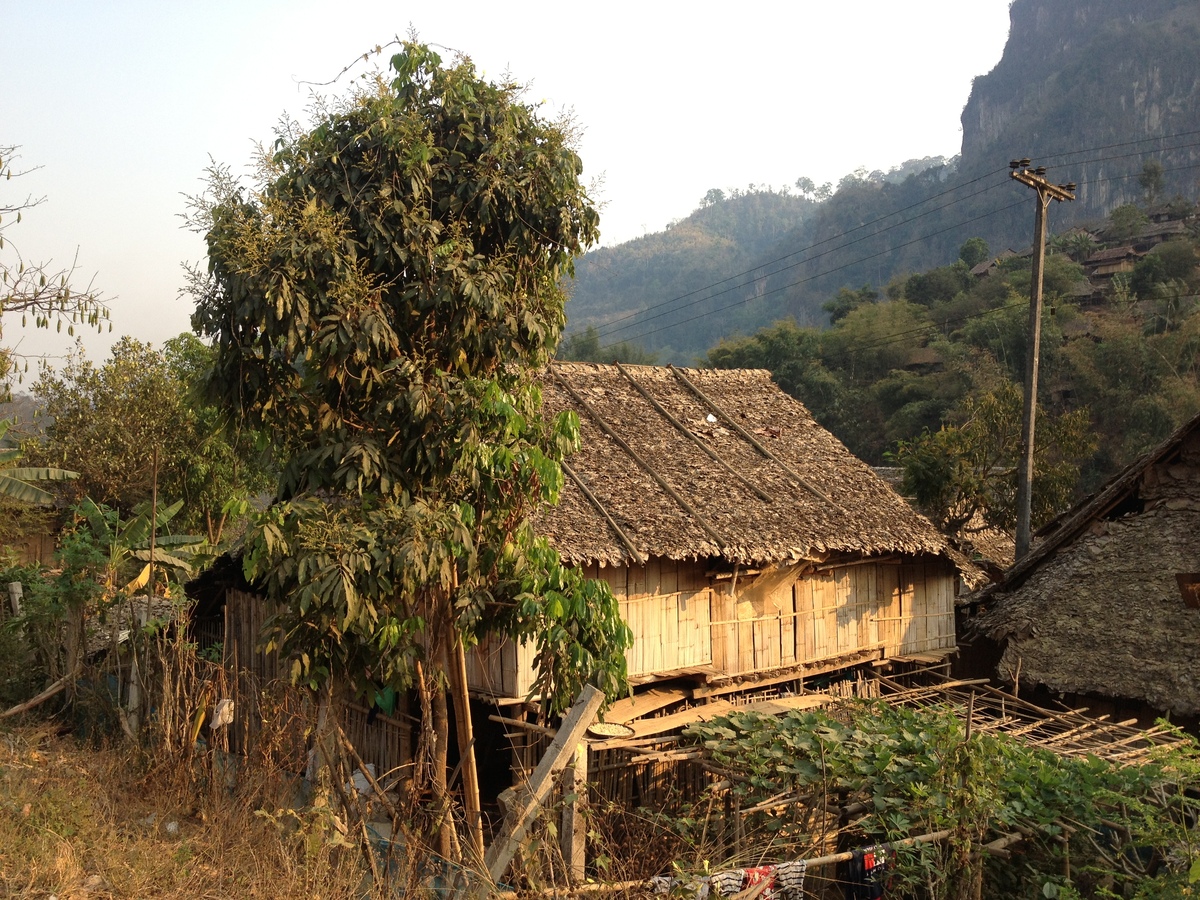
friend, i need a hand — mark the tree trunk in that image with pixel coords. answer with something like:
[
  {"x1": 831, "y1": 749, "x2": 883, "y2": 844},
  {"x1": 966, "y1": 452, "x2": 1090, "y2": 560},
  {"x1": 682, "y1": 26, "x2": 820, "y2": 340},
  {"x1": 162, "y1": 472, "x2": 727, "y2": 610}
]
[{"x1": 430, "y1": 643, "x2": 456, "y2": 861}]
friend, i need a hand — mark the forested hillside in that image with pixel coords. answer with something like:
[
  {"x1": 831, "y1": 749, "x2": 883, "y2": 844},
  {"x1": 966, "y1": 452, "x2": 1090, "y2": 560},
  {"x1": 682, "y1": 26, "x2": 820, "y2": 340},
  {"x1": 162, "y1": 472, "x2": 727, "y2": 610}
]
[
  {"x1": 564, "y1": 188, "x2": 816, "y2": 360},
  {"x1": 709, "y1": 204, "x2": 1200, "y2": 532},
  {"x1": 563, "y1": 0, "x2": 1200, "y2": 363}
]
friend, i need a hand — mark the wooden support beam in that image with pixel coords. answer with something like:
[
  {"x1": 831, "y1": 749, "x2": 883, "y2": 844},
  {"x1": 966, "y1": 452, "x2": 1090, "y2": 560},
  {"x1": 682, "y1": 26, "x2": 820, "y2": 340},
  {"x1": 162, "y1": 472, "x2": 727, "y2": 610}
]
[
  {"x1": 561, "y1": 461, "x2": 646, "y2": 566},
  {"x1": 613, "y1": 360, "x2": 774, "y2": 504},
  {"x1": 559, "y1": 741, "x2": 588, "y2": 884},
  {"x1": 2, "y1": 667, "x2": 78, "y2": 719},
  {"x1": 483, "y1": 685, "x2": 605, "y2": 886},
  {"x1": 451, "y1": 633, "x2": 485, "y2": 866},
  {"x1": 551, "y1": 367, "x2": 731, "y2": 554}
]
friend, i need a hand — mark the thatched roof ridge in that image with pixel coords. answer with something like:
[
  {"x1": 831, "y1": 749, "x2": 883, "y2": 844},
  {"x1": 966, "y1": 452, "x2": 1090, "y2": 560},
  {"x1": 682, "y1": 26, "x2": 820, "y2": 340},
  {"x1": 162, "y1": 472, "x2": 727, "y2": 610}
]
[
  {"x1": 536, "y1": 363, "x2": 951, "y2": 567},
  {"x1": 972, "y1": 408, "x2": 1200, "y2": 601}
]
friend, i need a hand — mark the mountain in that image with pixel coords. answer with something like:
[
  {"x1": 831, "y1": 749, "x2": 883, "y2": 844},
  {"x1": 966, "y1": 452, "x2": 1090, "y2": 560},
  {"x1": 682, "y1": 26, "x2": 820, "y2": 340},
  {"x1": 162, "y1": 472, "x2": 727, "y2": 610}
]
[
  {"x1": 563, "y1": 0, "x2": 1200, "y2": 362},
  {"x1": 563, "y1": 188, "x2": 816, "y2": 361}
]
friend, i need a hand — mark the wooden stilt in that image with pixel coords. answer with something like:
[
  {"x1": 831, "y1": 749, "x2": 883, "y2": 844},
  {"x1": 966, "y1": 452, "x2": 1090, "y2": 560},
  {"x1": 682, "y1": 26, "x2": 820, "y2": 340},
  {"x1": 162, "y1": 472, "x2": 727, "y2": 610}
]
[{"x1": 560, "y1": 741, "x2": 588, "y2": 883}]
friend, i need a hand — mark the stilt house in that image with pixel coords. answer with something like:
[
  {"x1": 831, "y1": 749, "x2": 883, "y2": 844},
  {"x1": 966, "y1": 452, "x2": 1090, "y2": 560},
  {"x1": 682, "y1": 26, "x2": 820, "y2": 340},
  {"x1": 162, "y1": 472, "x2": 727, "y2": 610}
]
[
  {"x1": 466, "y1": 363, "x2": 961, "y2": 700},
  {"x1": 972, "y1": 410, "x2": 1200, "y2": 718}
]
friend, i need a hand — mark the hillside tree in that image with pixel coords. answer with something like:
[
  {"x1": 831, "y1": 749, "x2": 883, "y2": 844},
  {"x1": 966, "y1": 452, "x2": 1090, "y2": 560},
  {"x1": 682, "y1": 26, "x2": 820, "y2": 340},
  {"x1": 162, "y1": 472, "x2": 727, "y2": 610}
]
[
  {"x1": 190, "y1": 43, "x2": 630, "y2": 857},
  {"x1": 30, "y1": 335, "x2": 271, "y2": 543}
]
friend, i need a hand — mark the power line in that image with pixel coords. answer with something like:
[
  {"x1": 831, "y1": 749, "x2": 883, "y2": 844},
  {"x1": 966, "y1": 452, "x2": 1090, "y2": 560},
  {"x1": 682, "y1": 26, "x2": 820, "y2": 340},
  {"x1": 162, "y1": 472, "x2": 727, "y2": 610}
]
[
  {"x1": 587, "y1": 132, "x2": 1200, "y2": 348},
  {"x1": 597, "y1": 175, "x2": 1012, "y2": 342},
  {"x1": 597, "y1": 154, "x2": 1200, "y2": 353},
  {"x1": 592, "y1": 166, "x2": 1008, "y2": 340},
  {"x1": 601, "y1": 197, "x2": 1028, "y2": 351},
  {"x1": 1036, "y1": 128, "x2": 1200, "y2": 167}
]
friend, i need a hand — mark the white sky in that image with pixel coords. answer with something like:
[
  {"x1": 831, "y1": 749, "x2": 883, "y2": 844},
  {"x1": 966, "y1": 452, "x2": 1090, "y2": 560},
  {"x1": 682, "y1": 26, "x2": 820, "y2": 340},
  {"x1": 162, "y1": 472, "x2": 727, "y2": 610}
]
[{"x1": 3, "y1": 0, "x2": 1012, "y2": 366}]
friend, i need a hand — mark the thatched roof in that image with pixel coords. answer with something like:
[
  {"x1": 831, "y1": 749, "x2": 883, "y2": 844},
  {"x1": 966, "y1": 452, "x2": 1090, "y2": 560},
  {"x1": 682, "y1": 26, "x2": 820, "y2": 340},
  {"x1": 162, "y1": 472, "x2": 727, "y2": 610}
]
[
  {"x1": 536, "y1": 363, "x2": 951, "y2": 568},
  {"x1": 974, "y1": 410, "x2": 1200, "y2": 715}
]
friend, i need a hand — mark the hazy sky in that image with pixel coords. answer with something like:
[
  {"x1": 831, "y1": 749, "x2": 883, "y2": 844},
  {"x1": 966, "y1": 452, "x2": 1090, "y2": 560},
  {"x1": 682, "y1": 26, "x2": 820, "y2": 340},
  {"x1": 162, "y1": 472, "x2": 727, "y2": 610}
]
[{"x1": 3, "y1": 1, "x2": 1012, "y2": 366}]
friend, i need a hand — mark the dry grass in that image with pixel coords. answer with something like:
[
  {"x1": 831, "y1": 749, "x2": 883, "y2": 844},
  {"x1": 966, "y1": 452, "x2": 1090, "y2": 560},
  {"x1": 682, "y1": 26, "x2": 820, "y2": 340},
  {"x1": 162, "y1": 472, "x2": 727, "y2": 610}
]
[{"x1": 0, "y1": 722, "x2": 372, "y2": 899}]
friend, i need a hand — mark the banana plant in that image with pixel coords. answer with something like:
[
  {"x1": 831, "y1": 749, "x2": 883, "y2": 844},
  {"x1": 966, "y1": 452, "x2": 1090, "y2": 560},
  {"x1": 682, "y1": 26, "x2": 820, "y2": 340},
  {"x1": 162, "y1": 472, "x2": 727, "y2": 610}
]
[
  {"x1": 76, "y1": 497, "x2": 207, "y2": 598},
  {"x1": 0, "y1": 419, "x2": 77, "y2": 505}
]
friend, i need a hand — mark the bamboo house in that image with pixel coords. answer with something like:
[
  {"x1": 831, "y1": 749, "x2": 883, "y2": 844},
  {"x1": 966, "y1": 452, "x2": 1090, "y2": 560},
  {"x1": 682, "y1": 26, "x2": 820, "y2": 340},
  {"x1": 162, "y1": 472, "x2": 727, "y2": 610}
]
[{"x1": 466, "y1": 363, "x2": 963, "y2": 700}]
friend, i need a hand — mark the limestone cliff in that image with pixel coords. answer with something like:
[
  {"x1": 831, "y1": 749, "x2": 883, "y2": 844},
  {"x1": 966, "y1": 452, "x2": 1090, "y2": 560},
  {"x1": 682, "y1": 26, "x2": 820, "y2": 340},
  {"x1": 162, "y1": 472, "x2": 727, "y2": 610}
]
[{"x1": 960, "y1": 0, "x2": 1200, "y2": 217}]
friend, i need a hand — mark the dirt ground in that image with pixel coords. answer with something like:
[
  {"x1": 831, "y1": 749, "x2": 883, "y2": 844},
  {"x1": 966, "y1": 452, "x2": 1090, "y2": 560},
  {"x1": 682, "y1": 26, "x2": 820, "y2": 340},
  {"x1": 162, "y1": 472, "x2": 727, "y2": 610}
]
[{"x1": 0, "y1": 721, "x2": 370, "y2": 900}]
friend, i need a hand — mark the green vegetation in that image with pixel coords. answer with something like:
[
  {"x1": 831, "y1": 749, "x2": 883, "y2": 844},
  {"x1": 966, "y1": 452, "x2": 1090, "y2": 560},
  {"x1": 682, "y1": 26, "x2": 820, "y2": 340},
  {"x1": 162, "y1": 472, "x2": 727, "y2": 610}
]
[
  {"x1": 711, "y1": 220, "x2": 1200, "y2": 527},
  {"x1": 565, "y1": 186, "x2": 817, "y2": 361},
  {"x1": 682, "y1": 701, "x2": 1200, "y2": 899},
  {"x1": 562, "y1": 1, "x2": 1200, "y2": 363},
  {"x1": 27, "y1": 335, "x2": 271, "y2": 544},
  {"x1": 0, "y1": 418, "x2": 76, "y2": 506}
]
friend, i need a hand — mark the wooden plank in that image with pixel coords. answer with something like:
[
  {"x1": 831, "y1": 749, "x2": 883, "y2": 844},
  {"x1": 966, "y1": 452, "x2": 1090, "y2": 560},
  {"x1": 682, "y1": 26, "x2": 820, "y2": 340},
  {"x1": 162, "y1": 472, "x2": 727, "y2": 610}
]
[
  {"x1": 695, "y1": 589, "x2": 713, "y2": 666},
  {"x1": 899, "y1": 566, "x2": 919, "y2": 654},
  {"x1": 626, "y1": 597, "x2": 642, "y2": 676},
  {"x1": 912, "y1": 565, "x2": 928, "y2": 652},
  {"x1": 864, "y1": 564, "x2": 880, "y2": 648},
  {"x1": 560, "y1": 742, "x2": 587, "y2": 883},
  {"x1": 824, "y1": 574, "x2": 839, "y2": 657},
  {"x1": 604, "y1": 687, "x2": 689, "y2": 724},
  {"x1": 793, "y1": 581, "x2": 806, "y2": 663},
  {"x1": 710, "y1": 585, "x2": 734, "y2": 674},
  {"x1": 484, "y1": 685, "x2": 605, "y2": 885},
  {"x1": 626, "y1": 691, "x2": 833, "y2": 740},
  {"x1": 516, "y1": 637, "x2": 538, "y2": 698},
  {"x1": 662, "y1": 595, "x2": 679, "y2": 672},
  {"x1": 678, "y1": 590, "x2": 694, "y2": 666},
  {"x1": 880, "y1": 566, "x2": 894, "y2": 656},
  {"x1": 628, "y1": 699, "x2": 733, "y2": 738},
  {"x1": 629, "y1": 563, "x2": 648, "y2": 600},
  {"x1": 834, "y1": 568, "x2": 853, "y2": 654},
  {"x1": 778, "y1": 580, "x2": 796, "y2": 667}
]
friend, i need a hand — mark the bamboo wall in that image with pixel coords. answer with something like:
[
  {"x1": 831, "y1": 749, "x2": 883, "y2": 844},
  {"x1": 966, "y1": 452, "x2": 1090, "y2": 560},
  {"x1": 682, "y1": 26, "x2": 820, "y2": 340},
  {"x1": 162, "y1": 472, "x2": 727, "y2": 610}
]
[
  {"x1": 222, "y1": 588, "x2": 411, "y2": 777},
  {"x1": 469, "y1": 555, "x2": 958, "y2": 697},
  {"x1": 585, "y1": 558, "x2": 714, "y2": 678},
  {"x1": 464, "y1": 630, "x2": 539, "y2": 698}
]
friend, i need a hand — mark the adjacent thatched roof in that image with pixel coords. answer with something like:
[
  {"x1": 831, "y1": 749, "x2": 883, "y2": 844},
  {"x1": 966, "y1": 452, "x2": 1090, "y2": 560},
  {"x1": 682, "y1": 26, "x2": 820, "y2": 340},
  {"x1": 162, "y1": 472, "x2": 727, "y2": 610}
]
[
  {"x1": 537, "y1": 363, "x2": 951, "y2": 568},
  {"x1": 1084, "y1": 245, "x2": 1143, "y2": 265},
  {"x1": 973, "y1": 410, "x2": 1200, "y2": 715}
]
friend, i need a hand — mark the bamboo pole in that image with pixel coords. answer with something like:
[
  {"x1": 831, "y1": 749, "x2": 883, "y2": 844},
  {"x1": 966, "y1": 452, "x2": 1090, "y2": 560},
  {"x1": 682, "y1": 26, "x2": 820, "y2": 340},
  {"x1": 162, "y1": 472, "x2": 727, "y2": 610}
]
[
  {"x1": 451, "y1": 628, "x2": 486, "y2": 866},
  {"x1": 0, "y1": 667, "x2": 78, "y2": 718}
]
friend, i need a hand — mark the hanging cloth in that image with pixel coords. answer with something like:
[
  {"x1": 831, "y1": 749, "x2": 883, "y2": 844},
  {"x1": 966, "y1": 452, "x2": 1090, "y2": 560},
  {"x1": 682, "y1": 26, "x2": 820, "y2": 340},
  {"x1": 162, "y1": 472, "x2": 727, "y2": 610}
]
[{"x1": 843, "y1": 844, "x2": 890, "y2": 900}]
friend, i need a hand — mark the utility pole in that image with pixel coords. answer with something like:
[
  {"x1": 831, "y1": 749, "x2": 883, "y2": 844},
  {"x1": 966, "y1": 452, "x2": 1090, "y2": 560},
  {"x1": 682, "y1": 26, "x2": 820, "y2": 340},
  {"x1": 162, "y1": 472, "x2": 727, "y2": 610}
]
[{"x1": 1010, "y1": 159, "x2": 1075, "y2": 560}]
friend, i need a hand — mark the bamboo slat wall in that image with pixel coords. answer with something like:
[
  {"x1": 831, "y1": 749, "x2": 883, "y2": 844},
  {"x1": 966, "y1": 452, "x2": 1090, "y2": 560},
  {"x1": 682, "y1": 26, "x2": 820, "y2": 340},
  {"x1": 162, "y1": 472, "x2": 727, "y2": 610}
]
[
  {"x1": 464, "y1": 631, "x2": 539, "y2": 698},
  {"x1": 469, "y1": 556, "x2": 958, "y2": 697},
  {"x1": 587, "y1": 559, "x2": 714, "y2": 678},
  {"x1": 222, "y1": 588, "x2": 411, "y2": 777}
]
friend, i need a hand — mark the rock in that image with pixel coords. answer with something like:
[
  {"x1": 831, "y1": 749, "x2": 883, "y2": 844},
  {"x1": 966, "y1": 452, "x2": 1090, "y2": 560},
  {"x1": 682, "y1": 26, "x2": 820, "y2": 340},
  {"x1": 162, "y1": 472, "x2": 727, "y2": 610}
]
[
  {"x1": 165, "y1": 820, "x2": 180, "y2": 836},
  {"x1": 82, "y1": 874, "x2": 110, "y2": 892}
]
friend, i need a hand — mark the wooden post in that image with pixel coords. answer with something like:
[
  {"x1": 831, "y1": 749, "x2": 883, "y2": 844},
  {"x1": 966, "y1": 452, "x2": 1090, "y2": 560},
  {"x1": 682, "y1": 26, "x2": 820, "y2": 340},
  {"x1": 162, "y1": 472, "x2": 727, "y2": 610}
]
[
  {"x1": 451, "y1": 632, "x2": 485, "y2": 865},
  {"x1": 483, "y1": 685, "x2": 605, "y2": 886},
  {"x1": 560, "y1": 741, "x2": 589, "y2": 883}
]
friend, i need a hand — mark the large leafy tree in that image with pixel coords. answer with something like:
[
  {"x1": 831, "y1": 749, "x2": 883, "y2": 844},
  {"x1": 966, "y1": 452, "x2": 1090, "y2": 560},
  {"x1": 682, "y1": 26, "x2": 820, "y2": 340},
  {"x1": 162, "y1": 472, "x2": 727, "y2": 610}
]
[
  {"x1": 190, "y1": 43, "x2": 629, "y2": 850},
  {"x1": 30, "y1": 335, "x2": 271, "y2": 543},
  {"x1": 892, "y1": 383, "x2": 1095, "y2": 533}
]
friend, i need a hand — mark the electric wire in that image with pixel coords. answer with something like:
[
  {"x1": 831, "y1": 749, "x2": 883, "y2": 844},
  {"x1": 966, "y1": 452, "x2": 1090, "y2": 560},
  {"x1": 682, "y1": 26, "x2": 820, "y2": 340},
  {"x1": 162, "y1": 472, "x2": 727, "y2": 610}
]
[
  {"x1": 589, "y1": 133, "x2": 1200, "y2": 346},
  {"x1": 590, "y1": 130, "x2": 1200, "y2": 343},
  {"x1": 595, "y1": 153, "x2": 1200, "y2": 354},
  {"x1": 597, "y1": 175, "x2": 1014, "y2": 342},
  {"x1": 591, "y1": 166, "x2": 1009, "y2": 339}
]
